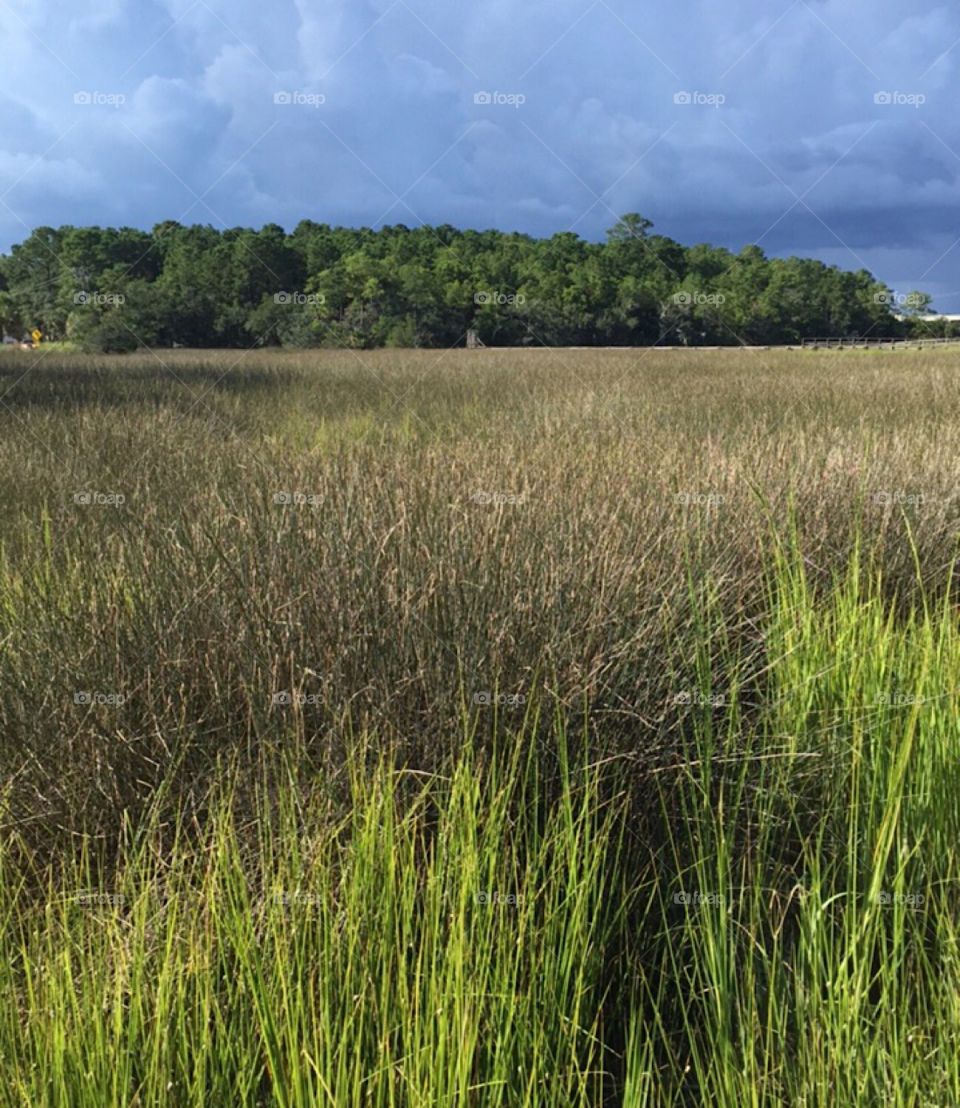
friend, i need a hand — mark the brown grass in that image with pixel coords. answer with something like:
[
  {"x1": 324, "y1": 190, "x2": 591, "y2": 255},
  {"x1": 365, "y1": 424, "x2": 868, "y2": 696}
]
[{"x1": 0, "y1": 345, "x2": 957, "y2": 857}]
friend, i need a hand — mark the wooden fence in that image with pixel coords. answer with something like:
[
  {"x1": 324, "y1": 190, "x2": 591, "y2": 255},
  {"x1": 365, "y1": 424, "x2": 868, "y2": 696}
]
[{"x1": 801, "y1": 336, "x2": 960, "y2": 350}]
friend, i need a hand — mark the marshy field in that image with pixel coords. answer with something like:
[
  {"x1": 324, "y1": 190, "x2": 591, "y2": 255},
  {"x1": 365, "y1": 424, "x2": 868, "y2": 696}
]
[{"x1": 0, "y1": 345, "x2": 959, "y2": 1105}]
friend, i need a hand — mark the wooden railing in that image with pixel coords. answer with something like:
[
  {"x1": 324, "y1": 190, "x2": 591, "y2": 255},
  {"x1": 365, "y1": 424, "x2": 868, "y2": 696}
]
[{"x1": 801, "y1": 336, "x2": 960, "y2": 350}]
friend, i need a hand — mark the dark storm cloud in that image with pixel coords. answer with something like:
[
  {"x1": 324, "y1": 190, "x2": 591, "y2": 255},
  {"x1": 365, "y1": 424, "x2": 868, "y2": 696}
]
[{"x1": 2, "y1": 0, "x2": 959, "y2": 303}]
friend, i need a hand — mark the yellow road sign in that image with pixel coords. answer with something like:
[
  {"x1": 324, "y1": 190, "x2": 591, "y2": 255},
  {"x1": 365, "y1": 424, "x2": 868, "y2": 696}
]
[{"x1": 31, "y1": 329, "x2": 42, "y2": 345}]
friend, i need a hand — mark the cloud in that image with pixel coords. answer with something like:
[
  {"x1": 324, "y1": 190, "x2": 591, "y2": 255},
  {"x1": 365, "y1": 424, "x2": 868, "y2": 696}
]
[{"x1": 1, "y1": 0, "x2": 960, "y2": 304}]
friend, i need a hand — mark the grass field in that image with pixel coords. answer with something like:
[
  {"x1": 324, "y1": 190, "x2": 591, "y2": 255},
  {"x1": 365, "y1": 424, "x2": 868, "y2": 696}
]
[{"x1": 0, "y1": 346, "x2": 959, "y2": 1105}]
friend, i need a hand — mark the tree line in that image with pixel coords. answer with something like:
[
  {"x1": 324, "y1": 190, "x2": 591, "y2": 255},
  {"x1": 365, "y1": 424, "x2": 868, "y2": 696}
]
[{"x1": 0, "y1": 214, "x2": 938, "y2": 352}]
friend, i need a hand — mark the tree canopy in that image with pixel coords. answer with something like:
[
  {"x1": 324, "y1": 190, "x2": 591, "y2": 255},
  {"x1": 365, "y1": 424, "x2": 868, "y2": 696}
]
[{"x1": 0, "y1": 216, "x2": 925, "y2": 351}]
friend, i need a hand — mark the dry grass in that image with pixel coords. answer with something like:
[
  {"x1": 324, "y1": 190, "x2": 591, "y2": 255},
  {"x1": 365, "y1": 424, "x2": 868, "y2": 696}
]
[
  {"x1": 1, "y1": 347, "x2": 956, "y2": 847},
  {"x1": 0, "y1": 346, "x2": 958, "y2": 1104}
]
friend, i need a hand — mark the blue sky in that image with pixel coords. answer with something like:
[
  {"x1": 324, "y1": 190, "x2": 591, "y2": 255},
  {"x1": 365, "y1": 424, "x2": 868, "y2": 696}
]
[{"x1": 1, "y1": 0, "x2": 959, "y2": 306}]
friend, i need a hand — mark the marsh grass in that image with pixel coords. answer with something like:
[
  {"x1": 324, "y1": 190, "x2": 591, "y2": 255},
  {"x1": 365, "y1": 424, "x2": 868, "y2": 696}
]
[{"x1": 0, "y1": 347, "x2": 958, "y2": 1104}]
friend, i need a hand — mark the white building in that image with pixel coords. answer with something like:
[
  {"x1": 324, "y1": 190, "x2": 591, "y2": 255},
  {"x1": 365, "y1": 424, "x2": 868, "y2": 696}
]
[{"x1": 893, "y1": 313, "x2": 960, "y2": 323}]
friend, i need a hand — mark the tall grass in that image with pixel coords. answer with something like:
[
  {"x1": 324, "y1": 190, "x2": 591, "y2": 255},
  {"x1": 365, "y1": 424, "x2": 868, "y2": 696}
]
[{"x1": 0, "y1": 347, "x2": 958, "y2": 1103}]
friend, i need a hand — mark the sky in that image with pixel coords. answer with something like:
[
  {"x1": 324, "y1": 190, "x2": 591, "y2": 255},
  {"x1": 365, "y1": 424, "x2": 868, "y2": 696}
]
[{"x1": 1, "y1": 0, "x2": 960, "y2": 307}]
